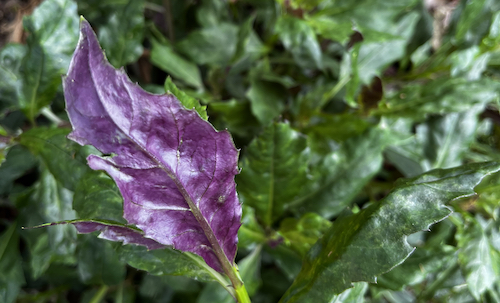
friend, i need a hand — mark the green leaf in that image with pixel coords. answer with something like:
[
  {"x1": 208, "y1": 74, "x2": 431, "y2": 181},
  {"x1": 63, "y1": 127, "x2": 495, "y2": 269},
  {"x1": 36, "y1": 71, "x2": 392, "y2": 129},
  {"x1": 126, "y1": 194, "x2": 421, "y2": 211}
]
[
  {"x1": 376, "y1": 78, "x2": 500, "y2": 120},
  {"x1": 417, "y1": 108, "x2": 483, "y2": 171},
  {"x1": 450, "y1": 46, "x2": 490, "y2": 81},
  {"x1": 118, "y1": 245, "x2": 229, "y2": 286},
  {"x1": 266, "y1": 244, "x2": 303, "y2": 282},
  {"x1": 19, "y1": 0, "x2": 79, "y2": 121},
  {"x1": 177, "y1": 23, "x2": 239, "y2": 66},
  {"x1": 238, "y1": 245, "x2": 263, "y2": 296},
  {"x1": 457, "y1": 215, "x2": 500, "y2": 300},
  {"x1": 387, "y1": 108, "x2": 483, "y2": 177},
  {"x1": 73, "y1": 171, "x2": 125, "y2": 223},
  {"x1": 481, "y1": 11, "x2": 500, "y2": 51},
  {"x1": 0, "y1": 126, "x2": 9, "y2": 165},
  {"x1": 279, "y1": 213, "x2": 332, "y2": 257},
  {"x1": 196, "y1": 246, "x2": 263, "y2": 303},
  {"x1": 77, "y1": 235, "x2": 126, "y2": 285},
  {"x1": 303, "y1": 113, "x2": 371, "y2": 143},
  {"x1": 196, "y1": 0, "x2": 230, "y2": 27},
  {"x1": 455, "y1": 0, "x2": 498, "y2": 46},
  {"x1": 280, "y1": 162, "x2": 500, "y2": 303},
  {"x1": 342, "y1": 12, "x2": 419, "y2": 106},
  {"x1": 0, "y1": 145, "x2": 37, "y2": 195},
  {"x1": 330, "y1": 283, "x2": 368, "y2": 303},
  {"x1": 0, "y1": 223, "x2": 24, "y2": 303},
  {"x1": 0, "y1": 44, "x2": 26, "y2": 110},
  {"x1": 355, "y1": 15, "x2": 418, "y2": 85},
  {"x1": 164, "y1": 77, "x2": 207, "y2": 120},
  {"x1": 19, "y1": 127, "x2": 93, "y2": 191},
  {"x1": 98, "y1": 0, "x2": 144, "y2": 67},
  {"x1": 313, "y1": 0, "x2": 417, "y2": 32},
  {"x1": 250, "y1": 59, "x2": 296, "y2": 88},
  {"x1": 246, "y1": 80, "x2": 287, "y2": 125},
  {"x1": 377, "y1": 245, "x2": 456, "y2": 290},
  {"x1": 151, "y1": 39, "x2": 204, "y2": 90},
  {"x1": 18, "y1": 168, "x2": 77, "y2": 278},
  {"x1": 473, "y1": 171, "x2": 500, "y2": 218},
  {"x1": 209, "y1": 99, "x2": 261, "y2": 139},
  {"x1": 28, "y1": 233, "x2": 56, "y2": 279},
  {"x1": 232, "y1": 16, "x2": 267, "y2": 65},
  {"x1": 305, "y1": 16, "x2": 354, "y2": 44},
  {"x1": 238, "y1": 205, "x2": 267, "y2": 250},
  {"x1": 280, "y1": 0, "x2": 323, "y2": 10},
  {"x1": 237, "y1": 122, "x2": 309, "y2": 226},
  {"x1": 292, "y1": 126, "x2": 396, "y2": 218},
  {"x1": 275, "y1": 15, "x2": 322, "y2": 70}
]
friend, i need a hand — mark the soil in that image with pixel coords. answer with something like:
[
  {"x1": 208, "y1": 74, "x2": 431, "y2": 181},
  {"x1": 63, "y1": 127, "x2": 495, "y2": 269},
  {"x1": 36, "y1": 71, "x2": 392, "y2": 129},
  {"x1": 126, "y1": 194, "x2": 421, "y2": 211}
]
[{"x1": 0, "y1": 0, "x2": 43, "y2": 48}]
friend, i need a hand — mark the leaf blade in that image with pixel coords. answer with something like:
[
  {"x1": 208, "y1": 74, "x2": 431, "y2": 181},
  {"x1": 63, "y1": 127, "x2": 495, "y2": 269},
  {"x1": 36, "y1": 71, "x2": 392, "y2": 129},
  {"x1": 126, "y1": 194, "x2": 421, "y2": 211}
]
[
  {"x1": 237, "y1": 122, "x2": 309, "y2": 226},
  {"x1": 63, "y1": 18, "x2": 241, "y2": 272},
  {"x1": 280, "y1": 162, "x2": 500, "y2": 303}
]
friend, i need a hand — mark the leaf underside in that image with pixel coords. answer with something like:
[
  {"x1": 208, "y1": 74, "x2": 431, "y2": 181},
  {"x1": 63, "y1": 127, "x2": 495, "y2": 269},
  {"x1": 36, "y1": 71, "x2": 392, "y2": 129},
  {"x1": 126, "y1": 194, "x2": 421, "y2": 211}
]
[{"x1": 62, "y1": 19, "x2": 241, "y2": 272}]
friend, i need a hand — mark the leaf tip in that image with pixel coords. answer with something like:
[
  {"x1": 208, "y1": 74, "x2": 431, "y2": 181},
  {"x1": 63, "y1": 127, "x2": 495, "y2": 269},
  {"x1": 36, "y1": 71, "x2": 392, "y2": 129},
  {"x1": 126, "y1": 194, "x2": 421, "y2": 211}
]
[{"x1": 22, "y1": 222, "x2": 60, "y2": 230}]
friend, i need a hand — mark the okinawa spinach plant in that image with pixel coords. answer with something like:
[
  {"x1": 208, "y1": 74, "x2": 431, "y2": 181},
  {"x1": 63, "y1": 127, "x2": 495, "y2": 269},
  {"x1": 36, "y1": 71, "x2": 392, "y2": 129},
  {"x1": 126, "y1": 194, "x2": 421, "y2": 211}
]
[
  {"x1": 32, "y1": 17, "x2": 500, "y2": 303},
  {"x1": 3, "y1": 0, "x2": 500, "y2": 302}
]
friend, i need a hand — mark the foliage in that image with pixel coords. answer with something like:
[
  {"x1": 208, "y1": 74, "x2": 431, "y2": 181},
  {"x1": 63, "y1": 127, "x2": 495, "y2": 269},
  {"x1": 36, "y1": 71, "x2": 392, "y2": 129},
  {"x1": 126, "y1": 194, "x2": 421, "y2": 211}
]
[{"x1": 2, "y1": 0, "x2": 500, "y2": 302}]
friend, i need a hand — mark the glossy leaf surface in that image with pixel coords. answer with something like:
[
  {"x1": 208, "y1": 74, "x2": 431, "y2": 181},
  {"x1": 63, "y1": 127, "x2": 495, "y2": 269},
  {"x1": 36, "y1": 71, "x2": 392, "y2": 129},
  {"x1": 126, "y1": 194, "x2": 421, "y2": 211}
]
[
  {"x1": 386, "y1": 108, "x2": 483, "y2": 178},
  {"x1": 275, "y1": 15, "x2": 322, "y2": 70},
  {"x1": 98, "y1": 0, "x2": 144, "y2": 67},
  {"x1": 63, "y1": 19, "x2": 241, "y2": 272},
  {"x1": 151, "y1": 40, "x2": 204, "y2": 90},
  {"x1": 280, "y1": 162, "x2": 500, "y2": 303},
  {"x1": 18, "y1": 0, "x2": 79, "y2": 121},
  {"x1": 457, "y1": 215, "x2": 500, "y2": 300},
  {"x1": 293, "y1": 126, "x2": 396, "y2": 218}
]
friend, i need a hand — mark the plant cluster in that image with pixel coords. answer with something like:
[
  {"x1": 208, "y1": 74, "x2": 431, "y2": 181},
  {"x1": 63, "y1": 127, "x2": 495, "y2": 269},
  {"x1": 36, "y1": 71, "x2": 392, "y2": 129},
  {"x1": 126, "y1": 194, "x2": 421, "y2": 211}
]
[{"x1": 2, "y1": 0, "x2": 500, "y2": 302}]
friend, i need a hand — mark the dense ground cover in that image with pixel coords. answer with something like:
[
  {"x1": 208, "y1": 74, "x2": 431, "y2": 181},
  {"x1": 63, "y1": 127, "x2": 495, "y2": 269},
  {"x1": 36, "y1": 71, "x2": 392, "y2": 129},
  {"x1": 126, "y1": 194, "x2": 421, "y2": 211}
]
[{"x1": 2, "y1": 0, "x2": 500, "y2": 302}]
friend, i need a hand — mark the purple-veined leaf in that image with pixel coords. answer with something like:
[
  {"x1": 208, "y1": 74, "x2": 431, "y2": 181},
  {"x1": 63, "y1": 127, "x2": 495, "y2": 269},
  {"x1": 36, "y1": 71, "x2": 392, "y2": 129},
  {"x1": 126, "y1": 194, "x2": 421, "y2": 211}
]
[{"x1": 62, "y1": 18, "x2": 241, "y2": 272}]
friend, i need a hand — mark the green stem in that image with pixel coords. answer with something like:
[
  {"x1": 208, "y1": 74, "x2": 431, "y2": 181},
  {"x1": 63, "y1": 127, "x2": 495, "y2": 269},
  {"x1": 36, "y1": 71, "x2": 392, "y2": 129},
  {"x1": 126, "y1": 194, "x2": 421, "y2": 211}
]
[
  {"x1": 115, "y1": 283, "x2": 124, "y2": 303},
  {"x1": 235, "y1": 283, "x2": 252, "y2": 303},
  {"x1": 320, "y1": 75, "x2": 350, "y2": 108},
  {"x1": 232, "y1": 265, "x2": 252, "y2": 303},
  {"x1": 185, "y1": 252, "x2": 236, "y2": 298},
  {"x1": 89, "y1": 285, "x2": 108, "y2": 303},
  {"x1": 40, "y1": 107, "x2": 63, "y2": 125}
]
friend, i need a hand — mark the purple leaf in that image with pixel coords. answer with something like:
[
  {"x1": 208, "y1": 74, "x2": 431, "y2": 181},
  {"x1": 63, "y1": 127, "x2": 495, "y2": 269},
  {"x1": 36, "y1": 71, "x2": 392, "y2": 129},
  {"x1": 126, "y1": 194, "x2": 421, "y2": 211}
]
[
  {"x1": 29, "y1": 220, "x2": 165, "y2": 250},
  {"x1": 63, "y1": 18, "x2": 241, "y2": 272}
]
